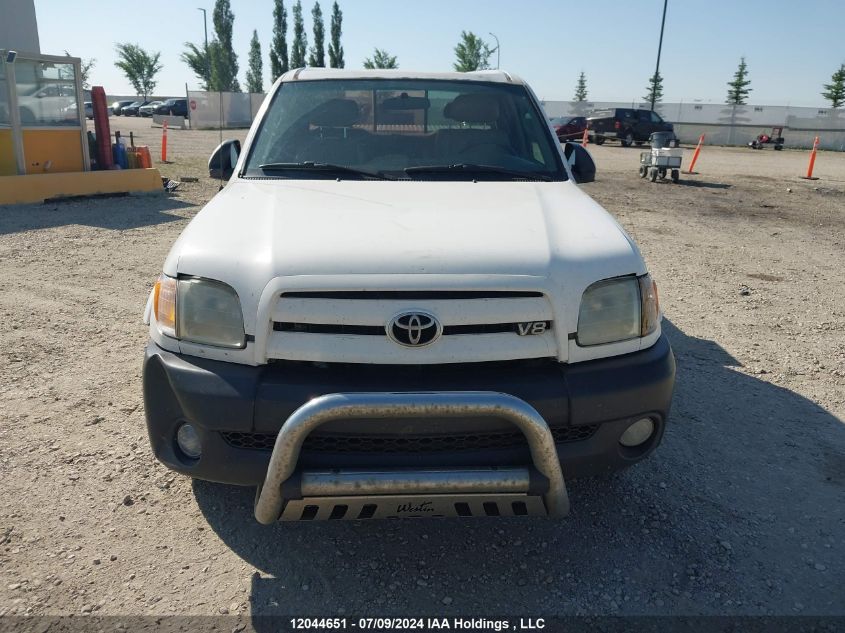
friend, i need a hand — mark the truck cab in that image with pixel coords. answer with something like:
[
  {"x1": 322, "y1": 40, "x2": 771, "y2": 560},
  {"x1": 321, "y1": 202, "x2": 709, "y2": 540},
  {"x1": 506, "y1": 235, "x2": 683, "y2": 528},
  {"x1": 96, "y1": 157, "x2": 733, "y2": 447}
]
[{"x1": 587, "y1": 107, "x2": 673, "y2": 146}]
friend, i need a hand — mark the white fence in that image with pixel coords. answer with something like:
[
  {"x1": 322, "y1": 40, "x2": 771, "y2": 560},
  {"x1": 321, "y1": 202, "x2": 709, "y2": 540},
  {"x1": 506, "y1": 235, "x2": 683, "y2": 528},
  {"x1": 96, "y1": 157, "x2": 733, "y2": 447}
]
[
  {"x1": 541, "y1": 100, "x2": 845, "y2": 150},
  {"x1": 187, "y1": 91, "x2": 266, "y2": 130},
  {"x1": 182, "y1": 91, "x2": 845, "y2": 150}
]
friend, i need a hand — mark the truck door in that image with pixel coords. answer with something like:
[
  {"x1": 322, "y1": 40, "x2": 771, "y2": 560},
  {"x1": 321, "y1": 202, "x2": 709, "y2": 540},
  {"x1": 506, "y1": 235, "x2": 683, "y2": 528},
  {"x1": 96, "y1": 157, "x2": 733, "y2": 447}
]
[{"x1": 636, "y1": 110, "x2": 651, "y2": 141}]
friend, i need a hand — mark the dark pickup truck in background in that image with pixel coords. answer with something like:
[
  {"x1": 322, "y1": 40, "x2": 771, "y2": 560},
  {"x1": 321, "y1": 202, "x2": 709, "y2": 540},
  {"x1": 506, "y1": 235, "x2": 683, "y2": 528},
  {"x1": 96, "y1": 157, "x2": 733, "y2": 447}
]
[
  {"x1": 153, "y1": 98, "x2": 189, "y2": 118},
  {"x1": 587, "y1": 108, "x2": 673, "y2": 146}
]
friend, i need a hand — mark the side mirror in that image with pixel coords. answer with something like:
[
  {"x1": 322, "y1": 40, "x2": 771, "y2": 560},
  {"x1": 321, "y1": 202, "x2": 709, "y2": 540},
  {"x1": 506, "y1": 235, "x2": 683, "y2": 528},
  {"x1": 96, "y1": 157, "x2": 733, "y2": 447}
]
[
  {"x1": 563, "y1": 142, "x2": 596, "y2": 184},
  {"x1": 209, "y1": 139, "x2": 241, "y2": 180}
]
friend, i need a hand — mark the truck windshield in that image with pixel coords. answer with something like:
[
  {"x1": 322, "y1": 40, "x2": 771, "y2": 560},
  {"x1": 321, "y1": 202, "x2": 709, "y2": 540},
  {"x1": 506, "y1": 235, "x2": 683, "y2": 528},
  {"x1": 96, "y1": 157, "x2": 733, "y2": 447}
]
[{"x1": 243, "y1": 79, "x2": 566, "y2": 181}]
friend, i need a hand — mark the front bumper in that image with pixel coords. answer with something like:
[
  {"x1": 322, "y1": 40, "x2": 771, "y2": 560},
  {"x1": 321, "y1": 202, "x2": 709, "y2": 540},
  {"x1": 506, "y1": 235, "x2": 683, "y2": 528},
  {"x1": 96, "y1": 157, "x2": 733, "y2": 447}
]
[{"x1": 143, "y1": 334, "x2": 675, "y2": 489}]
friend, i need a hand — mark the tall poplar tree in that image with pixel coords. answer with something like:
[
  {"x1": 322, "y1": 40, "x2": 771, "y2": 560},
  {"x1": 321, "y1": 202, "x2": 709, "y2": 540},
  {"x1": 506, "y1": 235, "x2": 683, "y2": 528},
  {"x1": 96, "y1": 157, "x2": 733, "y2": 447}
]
[
  {"x1": 246, "y1": 30, "x2": 264, "y2": 93},
  {"x1": 328, "y1": 1, "x2": 344, "y2": 68},
  {"x1": 269, "y1": 0, "x2": 289, "y2": 80},
  {"x1": 209, "y1": 0, "x2": 240, "y2": 91},
  {"x1": 308, "y1": 1, "x2": 325, "y2": 67},
  {"x1": 290, "y1": 0, "x2": 307, "y2": 68}
]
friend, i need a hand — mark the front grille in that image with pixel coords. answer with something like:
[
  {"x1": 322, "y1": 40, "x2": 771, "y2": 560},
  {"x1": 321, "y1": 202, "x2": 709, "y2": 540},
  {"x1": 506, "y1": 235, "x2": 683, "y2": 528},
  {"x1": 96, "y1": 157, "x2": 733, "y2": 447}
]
[
  {"x1": 273, "y1": 321, "x2": 552, "y2": 336},
  {"x1": 268, "y1": 288, "x2": 558, "y2": 364},
  {"x1": 222, "y1": 425, "x2": 597, "y2": 453},
  {"x1": 281, "y1": 291, "x2": 544, "y2": 299}
]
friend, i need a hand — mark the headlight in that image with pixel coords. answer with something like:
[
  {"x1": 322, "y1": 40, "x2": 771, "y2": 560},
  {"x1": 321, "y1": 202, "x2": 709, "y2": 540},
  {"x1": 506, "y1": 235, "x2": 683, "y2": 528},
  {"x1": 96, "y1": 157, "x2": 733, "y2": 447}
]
[
  {"x1": 639, "y1": 273, "x2": 659, "y2": 338},
  {"x1": 153, "y1": 275, "x2": 246, "y2": 349},
  {"x1": 577, "y1": 274, "x2": 659, "y2": 346},
  {"x1": 153, "y1": 275, "x2": 177, "y2": 338}
]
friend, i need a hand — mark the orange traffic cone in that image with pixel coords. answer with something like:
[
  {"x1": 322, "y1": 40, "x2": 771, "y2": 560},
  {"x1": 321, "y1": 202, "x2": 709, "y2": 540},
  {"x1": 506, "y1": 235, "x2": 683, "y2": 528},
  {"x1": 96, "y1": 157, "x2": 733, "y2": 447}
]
[
  {"x1": 161, "y1": 120, "x2": 168, "y2": 163},
  {"x1": 801, "y1": 136, "x2": 820, "y2": 180},
  {"x1": 683, "y1": 134, "x2": 704, "y2": 174}
]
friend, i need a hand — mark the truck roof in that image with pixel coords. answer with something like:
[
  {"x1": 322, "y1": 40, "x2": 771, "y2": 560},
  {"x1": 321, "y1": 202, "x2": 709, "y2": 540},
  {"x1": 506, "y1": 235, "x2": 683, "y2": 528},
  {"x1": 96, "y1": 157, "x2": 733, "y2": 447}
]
[{"x1": 279, "y1": 67, "x2": 525, "y2": 85}]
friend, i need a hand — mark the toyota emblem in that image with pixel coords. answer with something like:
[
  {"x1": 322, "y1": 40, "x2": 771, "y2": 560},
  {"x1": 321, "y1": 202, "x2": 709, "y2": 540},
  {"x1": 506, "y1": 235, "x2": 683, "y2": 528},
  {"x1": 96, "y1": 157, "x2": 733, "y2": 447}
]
[{"x1": 387, "y1": 311, "x2": 442, "y2": 347}]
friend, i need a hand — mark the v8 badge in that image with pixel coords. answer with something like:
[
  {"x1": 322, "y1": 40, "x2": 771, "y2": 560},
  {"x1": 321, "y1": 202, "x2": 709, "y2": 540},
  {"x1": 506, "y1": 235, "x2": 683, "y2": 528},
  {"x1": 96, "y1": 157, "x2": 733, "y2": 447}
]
[{"x1": 516, "y1": 321, "x2": 549, "y2": 336}]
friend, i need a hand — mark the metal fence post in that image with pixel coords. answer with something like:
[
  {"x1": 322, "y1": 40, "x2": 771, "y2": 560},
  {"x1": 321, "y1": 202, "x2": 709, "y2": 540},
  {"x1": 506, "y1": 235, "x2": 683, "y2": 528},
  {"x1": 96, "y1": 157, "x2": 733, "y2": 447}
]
[{"x1": 4, "y1": 58, "x2": 25, "y2": 175}]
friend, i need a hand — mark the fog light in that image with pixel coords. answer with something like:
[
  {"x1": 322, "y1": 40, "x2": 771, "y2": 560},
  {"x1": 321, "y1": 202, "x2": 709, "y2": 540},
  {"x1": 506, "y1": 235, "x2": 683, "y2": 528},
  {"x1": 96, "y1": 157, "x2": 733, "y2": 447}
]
[
  {"x1": 176, "y1": 423, "x2": 202, "y2": 458},
  {"x1": 619, "y1": 417, "x2": 654, "y2": 447}
]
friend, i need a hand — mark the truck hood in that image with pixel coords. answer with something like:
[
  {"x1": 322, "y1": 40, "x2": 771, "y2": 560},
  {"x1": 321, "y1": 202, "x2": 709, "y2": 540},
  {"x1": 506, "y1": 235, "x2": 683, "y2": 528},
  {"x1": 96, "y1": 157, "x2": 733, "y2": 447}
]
[
  {"x1": 168, "y1": 179, "x2": 641, "y2": 275},
  {"x1": 164, "y1": 179, "x2": 645, "y2": 331}
]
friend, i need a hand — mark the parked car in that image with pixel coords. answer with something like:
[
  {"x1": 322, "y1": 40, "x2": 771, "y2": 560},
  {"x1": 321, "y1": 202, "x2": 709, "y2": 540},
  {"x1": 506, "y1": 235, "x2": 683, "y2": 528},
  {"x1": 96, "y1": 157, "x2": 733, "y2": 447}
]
[
  {"x1": 142, "y1": 69, "x2": 674, "y2": 523},
  {"x1": 549, "y1": 116, "x2": 587, "y2": 142},
  {"x1": 587, "y1": 108, "x2": 673, "y2": 146},
  {"x1": 139, "y1": 101, "x2": 163, "y2": 117},
  {"x1": 122, "y1": 100, "x2": 149, "y2": 116},
  {"x1": 111, "y1": 100, "x2": 136, "y2": 116},
  {"x1": 17, "y1": 82, "x2": 78, "y2": 125},
  {"x1": 61, "y1": 100, "x2": 94, "y2": 120},
  {"x1": 153, "y1": 98, "x2": 188, "y2": 117}
]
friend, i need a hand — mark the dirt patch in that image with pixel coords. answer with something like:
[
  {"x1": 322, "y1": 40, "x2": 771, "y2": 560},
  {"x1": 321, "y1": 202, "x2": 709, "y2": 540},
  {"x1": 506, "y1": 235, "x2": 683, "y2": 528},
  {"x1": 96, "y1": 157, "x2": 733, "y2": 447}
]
[{"x1": 747, "y1": 273, "x2": 785, "y2": 282}]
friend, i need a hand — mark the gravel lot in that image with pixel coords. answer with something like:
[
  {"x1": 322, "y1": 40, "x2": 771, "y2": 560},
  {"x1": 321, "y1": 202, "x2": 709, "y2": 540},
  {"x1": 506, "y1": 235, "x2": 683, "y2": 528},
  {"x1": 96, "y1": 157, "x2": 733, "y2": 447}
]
[{"x1": 1, "y1": 116, "x2": 843, "y2": 618}]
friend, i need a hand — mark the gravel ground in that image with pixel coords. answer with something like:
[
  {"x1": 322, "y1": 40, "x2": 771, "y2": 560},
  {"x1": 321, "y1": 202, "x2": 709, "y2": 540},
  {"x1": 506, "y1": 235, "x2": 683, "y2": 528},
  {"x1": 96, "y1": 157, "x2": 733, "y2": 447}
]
[{"x1": 1, "y1": 116, "x2": 843, "y2": 618}]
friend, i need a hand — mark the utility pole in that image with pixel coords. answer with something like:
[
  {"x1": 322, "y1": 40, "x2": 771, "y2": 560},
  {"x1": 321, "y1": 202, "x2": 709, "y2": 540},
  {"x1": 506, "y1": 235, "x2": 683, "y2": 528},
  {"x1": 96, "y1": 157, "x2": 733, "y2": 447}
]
[
  {"x1": 198, "y1": 7, "x2": 209, "y2": 81},
  {"x1": 488, "y1": 32, "x2": 500, "y2": 70},
  {"x1": 651, "y1": 0, "x2": 668, "y2": 112}
]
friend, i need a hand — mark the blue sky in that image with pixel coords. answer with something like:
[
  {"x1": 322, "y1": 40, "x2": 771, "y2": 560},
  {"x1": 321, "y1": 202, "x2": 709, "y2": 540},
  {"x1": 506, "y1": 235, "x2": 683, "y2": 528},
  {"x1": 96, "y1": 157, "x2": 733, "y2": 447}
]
[{"x1": 35, "y1": 0, "x2": 844, "y2": 106}]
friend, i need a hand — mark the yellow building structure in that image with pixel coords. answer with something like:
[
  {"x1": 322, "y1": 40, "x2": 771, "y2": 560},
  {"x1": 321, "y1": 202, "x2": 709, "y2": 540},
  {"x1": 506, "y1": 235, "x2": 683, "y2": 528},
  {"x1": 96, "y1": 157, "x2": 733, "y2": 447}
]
[{"x1": 1, "y1": 1, "x2": 161, "y2": 204}]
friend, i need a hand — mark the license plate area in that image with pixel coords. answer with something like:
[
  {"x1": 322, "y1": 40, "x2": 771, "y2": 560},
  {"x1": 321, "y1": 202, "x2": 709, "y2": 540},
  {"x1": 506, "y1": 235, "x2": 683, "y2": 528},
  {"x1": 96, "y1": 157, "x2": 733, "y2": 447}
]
[{"x1": 280, "y1": 493, "x2": 549, "y2": 520}]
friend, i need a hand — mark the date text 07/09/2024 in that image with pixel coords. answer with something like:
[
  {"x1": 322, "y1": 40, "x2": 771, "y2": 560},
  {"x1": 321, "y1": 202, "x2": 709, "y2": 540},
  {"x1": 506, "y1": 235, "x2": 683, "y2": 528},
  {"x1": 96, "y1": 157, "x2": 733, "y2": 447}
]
[{"x1": 288, "y1": 618, "x2": 546, "y2": 631}]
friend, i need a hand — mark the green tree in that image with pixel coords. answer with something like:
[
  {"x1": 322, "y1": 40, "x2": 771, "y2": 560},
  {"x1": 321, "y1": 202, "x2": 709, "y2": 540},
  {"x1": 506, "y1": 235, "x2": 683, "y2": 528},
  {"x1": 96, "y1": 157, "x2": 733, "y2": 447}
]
[
  {"x1": 308, "y1": 1, "x2": 325, "y2": 67},
  {"x1": 363, "y1": 48, "x2": 397, "y2": 69},
  {"x1": 573, "y1": 71, "x2": 587, "y2": 102},
  {"x1": 453, "y1": 31, "x2": 493, "y2": 72},
  {"x1": 181, "y1": 42, "x2": 210, "y2": 90},
  {"x1": 65, "y1": 51, "x2": 96, "y2": 89},
  {"x1": 290, "y1": 0, "x2": 307, "y2": 68},
  {"x1": 246, "y1": 30, "x2": 264, "y2": 93},
  {"x1": 113, "y1": 43, "x2": 162, "y2": 99},
  {"x1": 209, "y1": 0, "x2": 240, "y2": 91},
  {"x1": 726, "y1": 57, "x2": 752, "y2": 105},
  {"x1": 644, "y1": 71, "x2": 664, "y2": 107},
  {"x1": 821, "y1": 63, "x2": 845, "y2": 108},
  {"x1": 328, "y1": 1, "x2": 344, "y2": 68},
  {"x1": 269, "y1": 0, "x2": 289, "y2": 80}
]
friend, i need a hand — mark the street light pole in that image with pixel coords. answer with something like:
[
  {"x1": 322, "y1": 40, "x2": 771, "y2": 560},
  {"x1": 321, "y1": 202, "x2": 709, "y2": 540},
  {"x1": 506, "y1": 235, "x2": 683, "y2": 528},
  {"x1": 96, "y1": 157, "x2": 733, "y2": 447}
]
[
  {"x1": 650, "y1": 0, "x2": 668, "y2": 112},
  {"x1": 197, "y1": 8, "x2": 209, "y2": 49},
  {"x1": 488, "y1": 32, "x2": 500, "y2": 70},
  {"x1": 197, "y1": 7, "x2": 209, "y2": 82}
]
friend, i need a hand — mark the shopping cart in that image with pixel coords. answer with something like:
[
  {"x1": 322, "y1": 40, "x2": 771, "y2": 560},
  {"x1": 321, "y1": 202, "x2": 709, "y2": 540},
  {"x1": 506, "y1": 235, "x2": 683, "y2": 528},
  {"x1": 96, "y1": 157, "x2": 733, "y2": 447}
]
[{"x1": 638, "y1": 131, "x2": 683, "y2": 183}]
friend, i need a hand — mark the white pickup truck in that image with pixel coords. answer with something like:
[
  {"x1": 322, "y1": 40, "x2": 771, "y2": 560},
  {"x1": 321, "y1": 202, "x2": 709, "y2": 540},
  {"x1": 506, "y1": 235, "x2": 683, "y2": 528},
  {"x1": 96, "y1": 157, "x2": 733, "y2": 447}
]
[{"x1": 143, "y1": 69, "x2": 675, "y2": 522}]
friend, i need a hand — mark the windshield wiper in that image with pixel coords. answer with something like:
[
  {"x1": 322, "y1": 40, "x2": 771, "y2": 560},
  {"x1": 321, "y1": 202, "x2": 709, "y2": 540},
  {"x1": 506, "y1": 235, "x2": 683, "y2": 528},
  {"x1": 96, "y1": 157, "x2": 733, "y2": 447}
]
[
  {"x1": 403, "y1": 163, "x2": 554, "y2": 181},
  {"x1": 258, "y1": 161, "x2": 396, "y2": 180}
]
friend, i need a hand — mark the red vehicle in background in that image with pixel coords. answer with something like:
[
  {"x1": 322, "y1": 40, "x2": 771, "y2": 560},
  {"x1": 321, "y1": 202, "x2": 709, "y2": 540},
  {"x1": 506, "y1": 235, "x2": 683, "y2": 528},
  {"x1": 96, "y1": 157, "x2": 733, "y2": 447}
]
[
  {"x1": 749, "y1": 127, "x2": 784, "y2": 150},
  {"x1": 549, "y1": 116, "x2": 587, "y2": 142}
]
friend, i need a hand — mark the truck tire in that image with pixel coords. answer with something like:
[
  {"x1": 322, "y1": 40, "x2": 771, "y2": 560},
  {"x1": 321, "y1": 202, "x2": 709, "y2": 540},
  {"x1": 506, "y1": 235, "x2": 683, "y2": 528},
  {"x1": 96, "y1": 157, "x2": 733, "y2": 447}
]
[
  {"x1": 621, "y1": 131, "x2": 634, "y2": 147},
  {"x1": 594, "y1": 135, "x2": 605, "y2": 145}
]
